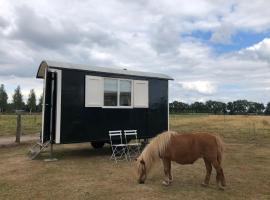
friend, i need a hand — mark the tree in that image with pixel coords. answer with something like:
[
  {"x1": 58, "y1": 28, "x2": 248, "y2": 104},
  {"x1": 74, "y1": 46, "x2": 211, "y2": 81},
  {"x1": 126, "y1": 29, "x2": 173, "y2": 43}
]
[
  {"x1": 37, "y1": 92, "x2": 44, "y2": 112},
  {"x1": 169, "y1": 101, "x2": 189, "y2": 113},
  {"x1": 190, "y1": 102, "x2": 207, "y2": 113},
  {"x1": 0, "y1": 84, "x2": 8, "y2": 112},
  {"x1": 12, "y1": 86, "x2": 24, "y2": 110},
  {"x1": 265, "y1": 102, "x2": 270, "y2": 115},
  {"x1": 233, "y1": 100, "x2": 249, "y2": 114},
  {"x1": 206, "y1": 100, "x2": 226, "y2": 114},
  {"x1": 247, "y1": 102, "x2": 256, "y2": 113},
  {"x1": 254, "y1": 102, "x2": 265, "y2": 114},
  {"x1": 27, "y1": 89, "x2": 37, "y2": 113},
  {"x1": 227, "y1": 102, "x2": 234, "y2": 114},
  {"x1": 247, "y1": 102, "x2": 264, "y2": 114}
]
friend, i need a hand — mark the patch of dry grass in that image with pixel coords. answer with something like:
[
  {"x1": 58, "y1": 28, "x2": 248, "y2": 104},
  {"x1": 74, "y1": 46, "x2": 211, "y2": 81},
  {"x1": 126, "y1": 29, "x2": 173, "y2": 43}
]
[
  {"x1": 0, "y1": 142, "x2": 270, "y2": 200},
  {"x1": 0, "y1": 115, "x2": 270, "y2": 199},
  {"x1": 170, "y1": 114, "x2": 270, "y2": 143}
]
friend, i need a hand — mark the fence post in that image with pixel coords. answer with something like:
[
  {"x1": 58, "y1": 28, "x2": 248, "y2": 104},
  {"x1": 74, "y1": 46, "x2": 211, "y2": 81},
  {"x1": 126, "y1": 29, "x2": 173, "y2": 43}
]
[{"x1": 15, "y1": 112, "x2": 22, "y2": 143}]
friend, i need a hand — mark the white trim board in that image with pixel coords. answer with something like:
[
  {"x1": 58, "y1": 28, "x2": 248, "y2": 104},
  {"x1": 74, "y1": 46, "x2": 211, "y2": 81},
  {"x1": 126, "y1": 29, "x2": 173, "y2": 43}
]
[
  {"x1": 168, "y1": 82, "x2": 170, "y2": 131},
  {"x1": 41, "y1": 68, "x2": 47, "y2": 143},
  {"x1": 48, "y1": 68, "x2": 62, "y2": 144}
]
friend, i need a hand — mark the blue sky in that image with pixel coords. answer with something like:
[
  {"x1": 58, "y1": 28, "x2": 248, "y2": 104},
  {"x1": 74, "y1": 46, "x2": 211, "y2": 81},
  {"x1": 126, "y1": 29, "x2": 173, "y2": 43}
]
[
  {"x1": 185, "y1": 30, "x2": 270, "y2": 54},
  {"x1": 0, "y1": 0, "x2": 270, "y2": 104}
]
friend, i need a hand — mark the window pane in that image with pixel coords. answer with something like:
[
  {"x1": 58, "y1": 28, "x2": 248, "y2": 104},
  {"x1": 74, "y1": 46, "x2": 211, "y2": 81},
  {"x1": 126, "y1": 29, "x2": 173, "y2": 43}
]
[
  {"x1": 104, "y1": 79, "x2": 118, "y2": 106},
  {"x1": 120, "y1": 80, "x2": 131, "y2": 106}
]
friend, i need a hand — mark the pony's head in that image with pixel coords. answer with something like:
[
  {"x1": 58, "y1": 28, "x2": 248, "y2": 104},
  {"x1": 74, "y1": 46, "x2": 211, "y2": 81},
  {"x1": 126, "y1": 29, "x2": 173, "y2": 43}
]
[
  {"x1": 135, "y1": 131, "x2": 174, "y2": 184},
  {"x1": 135, "y1": 157, "x2": 147, "y2": 184}
]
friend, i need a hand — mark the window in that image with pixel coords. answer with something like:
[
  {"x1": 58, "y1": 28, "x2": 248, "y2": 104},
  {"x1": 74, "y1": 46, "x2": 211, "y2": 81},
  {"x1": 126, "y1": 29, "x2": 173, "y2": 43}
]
[
  {"x1": 120, "y1": 80, "x2": 132, "y2": 106},
  {"x1": 103, "y1": 79, "x2": 132, "y2": 107},
  {"x1": 104, "y1": 78, "x2": 118, "y2": 106},
  {"x1": 85, "y1": 75, "x2": 148, "y2": 108}
]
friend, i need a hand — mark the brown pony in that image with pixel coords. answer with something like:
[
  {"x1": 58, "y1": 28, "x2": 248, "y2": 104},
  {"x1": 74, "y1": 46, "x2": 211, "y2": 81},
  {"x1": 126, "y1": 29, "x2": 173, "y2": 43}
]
[{"x1": 136, "y1": 131, "x2": 226, "y2": 190}]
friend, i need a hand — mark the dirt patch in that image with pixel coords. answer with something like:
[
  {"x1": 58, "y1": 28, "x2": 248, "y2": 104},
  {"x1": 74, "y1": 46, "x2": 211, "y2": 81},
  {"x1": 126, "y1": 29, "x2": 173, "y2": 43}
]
[{"x1": 0, "y1": 133, "x2": 39, "y2": 147}]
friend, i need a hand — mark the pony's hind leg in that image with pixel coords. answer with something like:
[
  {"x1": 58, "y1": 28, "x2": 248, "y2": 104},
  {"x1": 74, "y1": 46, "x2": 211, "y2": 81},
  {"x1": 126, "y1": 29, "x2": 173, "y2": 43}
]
[
  {"x1": 201, "y1": 158, "x2": 212, "y2": 187},
  {"x1": 212, "y1": 160, "x2": 226, "y2": 190},
  {"x1": 162, "y1": 158, "x2": 173, "y2": 186}
]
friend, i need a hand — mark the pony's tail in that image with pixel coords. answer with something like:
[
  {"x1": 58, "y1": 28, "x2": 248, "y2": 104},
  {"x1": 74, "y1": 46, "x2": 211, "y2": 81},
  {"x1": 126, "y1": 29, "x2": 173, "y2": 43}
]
[{"x1": 215, "y1": 135, "x2": 225, "y2": 164}]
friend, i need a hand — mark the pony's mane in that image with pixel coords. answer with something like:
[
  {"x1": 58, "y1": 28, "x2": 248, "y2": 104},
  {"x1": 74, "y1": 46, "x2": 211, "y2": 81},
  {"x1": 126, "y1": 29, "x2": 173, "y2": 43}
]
[{"x1": 138, "y1": 131, "x2": 176, "y2": 172}]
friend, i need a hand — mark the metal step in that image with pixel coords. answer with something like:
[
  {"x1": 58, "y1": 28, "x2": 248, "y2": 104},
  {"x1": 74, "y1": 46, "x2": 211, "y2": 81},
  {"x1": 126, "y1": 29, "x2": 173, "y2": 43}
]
[{"x1": 28, "y1": 140, "x2": 50, "y2": 160}]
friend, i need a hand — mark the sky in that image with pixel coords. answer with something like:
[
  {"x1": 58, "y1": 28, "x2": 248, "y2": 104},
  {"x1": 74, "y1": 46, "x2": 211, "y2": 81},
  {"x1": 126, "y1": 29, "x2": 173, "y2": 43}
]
[{"x1": 0, "y1": 0, "x2": 270, "y2": 104}]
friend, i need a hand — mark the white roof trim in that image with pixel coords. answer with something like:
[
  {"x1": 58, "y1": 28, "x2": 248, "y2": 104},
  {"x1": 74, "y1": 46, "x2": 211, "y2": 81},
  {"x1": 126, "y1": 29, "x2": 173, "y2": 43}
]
[{"x1": 37, "y1": 60, "x2": 173, "y2": 80}]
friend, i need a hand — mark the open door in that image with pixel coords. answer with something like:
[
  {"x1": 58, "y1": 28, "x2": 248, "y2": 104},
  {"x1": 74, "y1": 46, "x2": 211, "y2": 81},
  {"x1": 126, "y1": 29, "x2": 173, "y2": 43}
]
[{"x1": 42, "y1": 71, "x2": 57, "y2": 143}]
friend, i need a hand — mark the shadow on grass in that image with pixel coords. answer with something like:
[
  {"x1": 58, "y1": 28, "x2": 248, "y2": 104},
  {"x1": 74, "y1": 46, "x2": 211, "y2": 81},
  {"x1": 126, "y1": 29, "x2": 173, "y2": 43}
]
[{"x1": 36, "y1": 144, "x2": 112, "y2": 161}]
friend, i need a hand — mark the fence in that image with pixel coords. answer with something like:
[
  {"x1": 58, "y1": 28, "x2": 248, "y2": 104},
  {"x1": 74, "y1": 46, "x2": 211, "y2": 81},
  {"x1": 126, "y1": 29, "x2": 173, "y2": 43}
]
[
  {"x1": 0, "y1": 113, "x2": 269, "y2": 144},
  {"x1": 0, "y1": 113, "x2": 42, "y2": 138},
  {"x1": 170, "y1": 114, "x2": 270, "y2": 143}
]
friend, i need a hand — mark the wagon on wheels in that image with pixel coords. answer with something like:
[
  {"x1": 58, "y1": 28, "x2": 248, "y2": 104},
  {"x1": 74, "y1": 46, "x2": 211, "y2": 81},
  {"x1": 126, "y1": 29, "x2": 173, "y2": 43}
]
[{"x1": 35, "y1": 60, "x2": 173, "y2": 153}]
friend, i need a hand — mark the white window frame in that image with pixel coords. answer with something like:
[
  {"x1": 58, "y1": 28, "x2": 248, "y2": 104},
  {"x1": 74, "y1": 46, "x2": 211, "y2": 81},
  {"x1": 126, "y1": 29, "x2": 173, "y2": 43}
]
[
  {"x1": 84, "y1": 75, "x2": 149, "y2": 109},
  {"x1": 103, "y1": 78, "x2": 133, "y2": 109}
]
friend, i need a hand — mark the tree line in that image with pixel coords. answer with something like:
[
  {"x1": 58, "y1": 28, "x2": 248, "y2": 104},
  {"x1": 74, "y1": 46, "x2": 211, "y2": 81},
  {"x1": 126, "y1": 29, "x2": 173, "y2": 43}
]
[
  {"x1": 0, "y1": 84, "x2": 43, "y2": 113},
  {"x1": 170, "y1": 100, "x2": 270, "y2": 115}
]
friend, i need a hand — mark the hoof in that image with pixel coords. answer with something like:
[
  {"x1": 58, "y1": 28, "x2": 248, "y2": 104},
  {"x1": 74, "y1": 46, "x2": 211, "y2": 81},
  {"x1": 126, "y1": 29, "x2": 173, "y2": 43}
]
[
  {"x1": 162, "y1": 180, "x2": 170, "y2": 186},
  {"x1": 218, "y1": 183, "x2": 225, "y2": 191},
  {"x1": 218, "y1": 186, "x2": 225, "y2": 191},
  {"x1": 201, "y1": 182, "x2": 209, "y2": 187}
]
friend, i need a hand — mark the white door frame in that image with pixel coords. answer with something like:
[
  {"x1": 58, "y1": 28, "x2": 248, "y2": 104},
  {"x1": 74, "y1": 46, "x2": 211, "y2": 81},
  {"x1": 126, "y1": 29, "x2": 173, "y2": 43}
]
[
  {"x1": 41, "y1": 68, "x2": 47, "y2": 143},
  {"x1": 47, "y1": 68, "x2": 62, "y2": 144}
]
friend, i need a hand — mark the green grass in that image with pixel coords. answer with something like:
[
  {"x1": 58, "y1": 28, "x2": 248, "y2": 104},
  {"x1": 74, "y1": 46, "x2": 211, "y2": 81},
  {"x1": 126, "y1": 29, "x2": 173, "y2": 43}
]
[{"x1": 0, "y1": 114, "x2": 42, "y2": 137}]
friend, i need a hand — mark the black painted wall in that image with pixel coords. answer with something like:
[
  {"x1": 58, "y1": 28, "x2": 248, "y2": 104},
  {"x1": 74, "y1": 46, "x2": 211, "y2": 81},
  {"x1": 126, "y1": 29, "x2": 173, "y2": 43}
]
[{"x1": 58, "y1": 68, "x2": 168, "y2": 144}]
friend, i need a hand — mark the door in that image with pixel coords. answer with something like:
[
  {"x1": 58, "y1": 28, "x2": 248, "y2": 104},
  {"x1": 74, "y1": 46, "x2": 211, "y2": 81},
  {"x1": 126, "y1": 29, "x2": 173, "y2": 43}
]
[{"x1": 42, "y1": 71, "x2": 57, "y2": 143}]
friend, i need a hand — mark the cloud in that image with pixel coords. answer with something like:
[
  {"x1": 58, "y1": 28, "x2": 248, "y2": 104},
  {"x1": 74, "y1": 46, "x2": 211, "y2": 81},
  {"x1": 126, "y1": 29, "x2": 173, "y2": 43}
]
[
  {"x1": 178, "y1": 81, "x2": 217, "y2": 94},
  {"x1": 241, "y1": 38, "x2": 270, "y2": 63},
  {"x1": 9, "y1": 5, "x2": 83, "y2": 49},
  {"x1": 210, "y1": 23, "x2": 235, "y2": 44},
  {"x1": 0, "y1": 0, "x2": 270, "y2": 104},
  {"x1": 0, "y1": 16, "x2": 8, "y2": 28}
]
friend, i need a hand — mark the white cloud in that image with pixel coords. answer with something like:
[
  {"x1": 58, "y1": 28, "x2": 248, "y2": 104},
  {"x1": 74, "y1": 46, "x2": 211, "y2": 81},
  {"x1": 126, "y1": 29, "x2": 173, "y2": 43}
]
[
  {"x1": 178, "y1": 81, "x2": 217, "y2": 94},
  {"x1": 242, "y1": 38, "x2": 270, "y2": 63},
  {"x1": 0, "y1": 0, "x2": 270, "y2": 104},
  {"x1": 210, "y1": 23, "x2": 235, "y2": 44}
]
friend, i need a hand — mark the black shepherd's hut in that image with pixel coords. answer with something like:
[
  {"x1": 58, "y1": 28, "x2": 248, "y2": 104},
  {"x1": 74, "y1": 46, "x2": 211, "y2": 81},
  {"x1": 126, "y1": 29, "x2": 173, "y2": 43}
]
[{"x1": 36, "y1": 60, "x2": 173, "y2": 148}]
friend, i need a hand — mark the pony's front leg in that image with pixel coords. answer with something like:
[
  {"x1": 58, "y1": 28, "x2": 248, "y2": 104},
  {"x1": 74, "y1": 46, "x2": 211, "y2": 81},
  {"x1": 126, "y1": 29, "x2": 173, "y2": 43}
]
[
  {"x1": 162, "y1": 158, "x2": 173, "y2": 186},
  {"x1": 201, "y1": 158, "x2": 212, "y2": 187}
]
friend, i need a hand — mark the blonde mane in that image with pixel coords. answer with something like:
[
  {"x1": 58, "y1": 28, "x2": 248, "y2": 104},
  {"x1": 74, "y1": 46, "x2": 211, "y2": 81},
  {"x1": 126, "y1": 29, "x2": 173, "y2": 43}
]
[{"x1": 137, "y1": 131, "x2": 176, "y2": 172}]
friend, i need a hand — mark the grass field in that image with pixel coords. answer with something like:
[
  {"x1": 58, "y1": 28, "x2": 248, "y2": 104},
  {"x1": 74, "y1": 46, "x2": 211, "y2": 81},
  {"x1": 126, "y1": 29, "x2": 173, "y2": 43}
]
[
  {"x1": 0, "y1": 114, "x2": 270, "y2": 200},
  {"x1": 170, "y1": 114, "x2": 270, "y2": 143},
  {"x1": 0, "y1": 114, "x2": 41, "y2": 137}
]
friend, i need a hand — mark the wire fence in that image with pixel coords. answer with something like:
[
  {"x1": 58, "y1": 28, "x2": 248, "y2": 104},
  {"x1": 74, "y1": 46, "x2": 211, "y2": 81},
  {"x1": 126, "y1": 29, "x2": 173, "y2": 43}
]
[
  {"x1": 0, "y1": 113, "x2": 270, "y2": 144},
  {"x1": 0, "y1": 113, "x2": 42, "y2": 137},
  {"x1": 170, "y1": 114, "x2": 270, "y2": 143}
]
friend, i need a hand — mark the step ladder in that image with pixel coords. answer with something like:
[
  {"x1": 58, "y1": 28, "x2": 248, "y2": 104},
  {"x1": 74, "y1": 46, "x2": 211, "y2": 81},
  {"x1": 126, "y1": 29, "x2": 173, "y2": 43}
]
[{"x1": 28, "y1": 140, "x2": 50, "y2": 160}]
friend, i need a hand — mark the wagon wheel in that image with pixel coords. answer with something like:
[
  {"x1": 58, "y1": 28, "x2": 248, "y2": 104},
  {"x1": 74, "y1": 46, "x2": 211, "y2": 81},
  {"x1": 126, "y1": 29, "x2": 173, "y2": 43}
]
[{"x1": 91, "y1": 141, "x2": 105, "y2": 149}]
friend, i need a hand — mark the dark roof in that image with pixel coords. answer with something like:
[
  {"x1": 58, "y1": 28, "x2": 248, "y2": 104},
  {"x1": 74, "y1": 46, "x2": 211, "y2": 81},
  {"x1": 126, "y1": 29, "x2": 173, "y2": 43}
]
[{"x1": 37, "y1": 60, "x2": 173, "y2": 80}]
